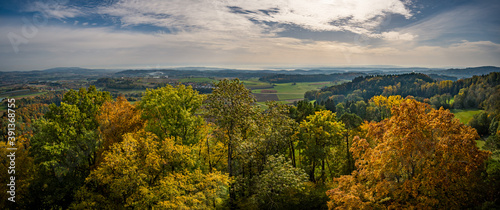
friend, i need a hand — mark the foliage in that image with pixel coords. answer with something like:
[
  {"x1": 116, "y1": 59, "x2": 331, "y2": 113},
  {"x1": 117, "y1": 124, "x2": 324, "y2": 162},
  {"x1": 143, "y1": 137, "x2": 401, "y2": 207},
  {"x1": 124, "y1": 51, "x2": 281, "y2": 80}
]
[
  {"x1": 29, "y1": 86, "x2": 111, "y2": 208},
  {"x1": 139, "y1": 84, "x2": 206, "y2": 145},
  {"x1": 72, "y1": 131, "x2": 230, "y2": 209},
  {"x1": 96, "y1": 96, "x2": 145, "y2": 163},
  {"x1": 297, "y1": 110, "x2": 346, "y2": 182},
  {"x1": 248, "y1": 155, "x2": 308, "y2": 209},
  {"x1": 0, "y1": 136, "x2": 34, "y2": 209},
  {"x1": 339, "y1": 113, "x2": 363, "y2": 174},
  {"x1": 327, "y1": 99, "x2": 490, "y2": 209},
  {"x1": 204, "y1": 78, "x2": 257, "y2": 208},
  {"x1": 306, "y1": 73, "x2": 434, "y2": 102}
]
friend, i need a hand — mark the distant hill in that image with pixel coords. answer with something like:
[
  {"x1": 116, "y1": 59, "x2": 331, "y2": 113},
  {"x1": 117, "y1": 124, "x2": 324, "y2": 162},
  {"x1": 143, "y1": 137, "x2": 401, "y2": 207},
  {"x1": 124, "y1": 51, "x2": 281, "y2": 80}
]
[
  {"x1": 259, "y1": 72, "x2": 366, "y2": 83},
  {"x1": 429, "y1": 66, "x2": 500, "y2": 79},
  {"x1": 305, "y1": 73, "x2": 436, "y2": 102}
]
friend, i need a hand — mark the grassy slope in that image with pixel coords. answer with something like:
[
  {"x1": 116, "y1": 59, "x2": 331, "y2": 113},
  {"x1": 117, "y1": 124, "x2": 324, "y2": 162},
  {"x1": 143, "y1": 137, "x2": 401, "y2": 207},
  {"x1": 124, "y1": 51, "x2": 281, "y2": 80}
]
[
  {"x1": 451, "y1": 109, "x2": 482, "y2": 124},
  {"x1": 273, "y1": 82, "x2": 331, "y2": 101}
]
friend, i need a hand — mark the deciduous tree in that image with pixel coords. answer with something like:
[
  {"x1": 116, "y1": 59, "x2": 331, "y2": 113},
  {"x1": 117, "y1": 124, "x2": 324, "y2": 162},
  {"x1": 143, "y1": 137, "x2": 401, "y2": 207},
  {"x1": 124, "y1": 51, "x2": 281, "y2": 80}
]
[{"x1": 327, "y1": 99, "x2": 490, "y2": 209}]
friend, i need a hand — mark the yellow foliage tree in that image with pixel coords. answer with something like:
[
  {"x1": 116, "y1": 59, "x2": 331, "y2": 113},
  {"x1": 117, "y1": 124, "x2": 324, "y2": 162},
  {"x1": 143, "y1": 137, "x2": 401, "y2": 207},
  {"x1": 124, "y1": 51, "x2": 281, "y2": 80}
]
[
  {"x1": 327, "y1": 99, "x2": 489, "y2": 209},
  {"x1": 71, "y1": 131, "x2": 230, "y2": 209},
  {"x1": 371, "y1": 95, "x2": 403, "y2": 119}
]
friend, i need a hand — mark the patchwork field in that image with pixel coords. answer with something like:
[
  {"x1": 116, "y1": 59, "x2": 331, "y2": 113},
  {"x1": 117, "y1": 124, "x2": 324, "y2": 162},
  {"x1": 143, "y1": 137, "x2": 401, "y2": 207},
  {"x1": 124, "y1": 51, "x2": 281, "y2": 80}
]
[{"x1": 246, "y1": 79, "x2": 342, "y2": 103}]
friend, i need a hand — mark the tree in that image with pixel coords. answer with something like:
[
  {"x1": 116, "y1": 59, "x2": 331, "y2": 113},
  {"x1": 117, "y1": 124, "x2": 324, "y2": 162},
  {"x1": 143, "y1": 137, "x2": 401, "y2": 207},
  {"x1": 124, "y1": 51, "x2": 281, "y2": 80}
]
[
  {"x1": 297, "y1": 110, "x2": 345, "y2": 183},
  {"x1": 0, "y1": 135, "x2": 34, "y2": 208},
  {"x1": 327, "y1": 99, "x2": 490, "y2": 209},
  {"x1": 72, "y1": 131, "x2": 230, "y2": 209},
  {"x1": 96, "y1": 96, "x2": 145, "y2": 164},
  {"x1": 370, "y1": 95, "x2": 403, "y2": 119},
  {"x1": 139, "y1": 84, "x2": 206, "y2": 145},
  {"x1": 29, "y1": 86, "x2": 111, "y2": 208},
  {"x1": 339, "y1": 113, "x2": 363, "y2": 174},
  {"x1": 254, "y1": 101, "x2": 298, "y2": 167},
  {"x1": 204, "y1": 78, "x2": 256, "y2": 208},
  {"x1": 469, "y1": 111, "x2": 491, "y2": 137},
  {"x1": 290, "y1": 99, "x2": 315, "y2": 123},
  {"x1": 249, "y1": 155, "x2": 308, "y2": 209}
]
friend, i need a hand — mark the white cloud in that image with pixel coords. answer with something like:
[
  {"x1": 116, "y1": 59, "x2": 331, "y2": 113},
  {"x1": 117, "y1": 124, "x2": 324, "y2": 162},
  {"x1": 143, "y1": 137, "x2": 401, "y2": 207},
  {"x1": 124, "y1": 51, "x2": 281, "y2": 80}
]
[
  {"x1": 97, "y1": 0, "x2": 413, "y2": 38},
  {"x1": 0, "y1": 24, "x2": 498, "y2": 70},
  {"x1": 2, "y1": 0, "x2": 497, "y2": 70},
  {"x1": 25, "y1": 1, "x2": 83, "y2": 19},
  {"x1": 379, "y1": 31, "x2": 416, "y2": 41}
]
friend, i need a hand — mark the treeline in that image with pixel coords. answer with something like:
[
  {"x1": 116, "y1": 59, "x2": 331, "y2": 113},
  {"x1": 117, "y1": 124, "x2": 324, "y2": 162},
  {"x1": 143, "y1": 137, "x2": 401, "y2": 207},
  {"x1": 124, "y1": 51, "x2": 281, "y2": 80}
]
[
  {"x1": 259, "y1": 73, "x2": 365, "y2": 83},
  {"x1": 307, "y1": 72, "x2": 500, "y2": 110},
  {"x1": 0, "y1": 80, "x2": 499, "y2": 209},
  {"x1": 94, "y1": 78, "x2": 144, "y2": 90}
]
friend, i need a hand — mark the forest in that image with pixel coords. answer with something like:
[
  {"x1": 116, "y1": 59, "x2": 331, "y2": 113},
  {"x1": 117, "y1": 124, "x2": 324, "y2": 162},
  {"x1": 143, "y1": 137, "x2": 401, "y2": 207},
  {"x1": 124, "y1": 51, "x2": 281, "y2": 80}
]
[{"x1": 0, "y1": 72, "x2": 500, "y2": 209}]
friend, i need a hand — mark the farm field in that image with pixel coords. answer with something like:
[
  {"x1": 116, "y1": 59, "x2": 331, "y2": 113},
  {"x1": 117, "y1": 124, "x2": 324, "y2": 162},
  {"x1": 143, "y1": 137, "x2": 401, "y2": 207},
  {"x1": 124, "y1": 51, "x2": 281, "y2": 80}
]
[{"x1": 246, "y1": 78, "x2": 344, "y2": 103}]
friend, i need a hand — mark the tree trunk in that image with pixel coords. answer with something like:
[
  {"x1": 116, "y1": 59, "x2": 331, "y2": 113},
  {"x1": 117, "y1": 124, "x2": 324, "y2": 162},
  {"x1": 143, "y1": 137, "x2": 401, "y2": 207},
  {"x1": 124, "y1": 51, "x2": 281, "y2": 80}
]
[{"x1": 310, "y1": 160, "x2": 316, "y2": 182}]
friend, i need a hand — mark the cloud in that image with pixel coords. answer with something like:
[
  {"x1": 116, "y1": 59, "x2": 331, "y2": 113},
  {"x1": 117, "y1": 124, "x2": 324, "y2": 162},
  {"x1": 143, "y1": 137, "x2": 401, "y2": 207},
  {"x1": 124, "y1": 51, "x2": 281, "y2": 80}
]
[
  {"x1": 0, "y1": 24, "x2": 498, "y2": 70},
  {"x1": 379, "y1": 31, "x2": 416, "y2": 41},
  {"x1": 24, "y1": 1, "x2": 83, "y2": 19},
  {"x1": 1, "y1": 0, "x2": 497, "y2": 70},
  {"x1": 97, "y1": 0, "x2": 413, "y2": 39}
]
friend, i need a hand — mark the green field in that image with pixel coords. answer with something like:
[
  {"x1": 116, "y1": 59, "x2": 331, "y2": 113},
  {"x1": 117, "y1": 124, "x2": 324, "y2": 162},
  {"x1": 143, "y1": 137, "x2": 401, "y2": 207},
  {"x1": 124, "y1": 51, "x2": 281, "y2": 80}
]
[
  {"x1": 476, "y1": 140, "x2": 485, "y2": 150},
  {"x1": 451, "y1": 109, "x2": 482, "y2": 124},
  {"x1": 241, "y1": 78, "x2": 273, "y2": 89},
  {"x1": 244, "y1": 79, "x2": 341, "y2": 102}
]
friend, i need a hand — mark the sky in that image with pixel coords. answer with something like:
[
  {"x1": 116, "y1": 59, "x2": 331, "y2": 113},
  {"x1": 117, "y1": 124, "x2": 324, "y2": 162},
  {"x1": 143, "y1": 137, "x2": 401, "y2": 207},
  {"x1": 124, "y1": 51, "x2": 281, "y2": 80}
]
[{"x1": 0, "y1": 0, "x2": 499, "y2": 71}]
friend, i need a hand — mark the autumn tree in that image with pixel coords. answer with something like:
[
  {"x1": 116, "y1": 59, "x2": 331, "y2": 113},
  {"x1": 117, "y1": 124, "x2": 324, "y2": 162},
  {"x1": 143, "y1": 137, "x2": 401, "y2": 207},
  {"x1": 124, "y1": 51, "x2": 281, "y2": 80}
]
[
  {"x1": 139, "y1": 84, "x2": 206, "y2": 145},
  {"x1": 72, "y1": 131, "x2": 230, "y2": 209},
  {"x1": 0, "y1": 136, "x2": 34, "y2": 209},
  {"x1": 296, "y1": 110, "x2": 345, "y2": 183},
  {"x1": 327, "y1": 99, "x2": 490, "y2": 209},
  {"x1": 370, "y1": 95, "x2": 403, "y2": 120},
  {"x1": 96, "y1": 95, "x2": 145, "y2": 164}
]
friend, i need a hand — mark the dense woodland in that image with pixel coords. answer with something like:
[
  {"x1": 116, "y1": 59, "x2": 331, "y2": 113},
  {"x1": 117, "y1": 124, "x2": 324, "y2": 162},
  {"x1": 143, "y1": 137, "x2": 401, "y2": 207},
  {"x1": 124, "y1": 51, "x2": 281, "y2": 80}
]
[{"x1": 1, "y1": 73, "x2": 500, "y2": 209}]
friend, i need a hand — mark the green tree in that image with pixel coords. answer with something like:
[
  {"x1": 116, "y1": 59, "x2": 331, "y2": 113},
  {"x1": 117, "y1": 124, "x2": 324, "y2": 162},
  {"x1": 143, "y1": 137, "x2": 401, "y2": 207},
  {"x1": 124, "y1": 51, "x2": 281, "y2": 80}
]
[
  {"x1": 249, "y1": 155, "x2": 308, "y2": 209},
  {"x1": 139, "y1": 84, "x2": 206, "y2": 145},
  {"x1": 339, "y1": 113, "x2": 363, "y2": 174},
  {"x1": 204, "y1": 78, "x2": 256, "y2": 208},
  {"x1": 30, "y1": 86, "x2": 111, "y2": 208},
  {"x1": 290, "y1": 99, "x2": 315, "y2": 123},
  {"x1": 296, "y1": 110, "x2": 345, "y2": 183}
]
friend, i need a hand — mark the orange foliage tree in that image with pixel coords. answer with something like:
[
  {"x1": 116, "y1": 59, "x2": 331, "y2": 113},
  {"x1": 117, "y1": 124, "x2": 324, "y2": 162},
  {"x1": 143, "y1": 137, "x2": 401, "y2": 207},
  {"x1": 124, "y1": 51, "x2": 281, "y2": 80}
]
[
  {"x1": 96, "y1": 96, "x2": 144, "y2": 163},
  {"x1": 327, "y1": 98, "x2": 489, "y2": 209}
]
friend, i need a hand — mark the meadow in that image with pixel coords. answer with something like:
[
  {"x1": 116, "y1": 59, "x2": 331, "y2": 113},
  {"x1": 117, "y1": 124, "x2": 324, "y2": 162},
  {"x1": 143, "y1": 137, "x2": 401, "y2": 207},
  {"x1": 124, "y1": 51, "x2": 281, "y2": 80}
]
[{"x1": 451, "y1": 109, "x2": 482, "y2": 124}]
